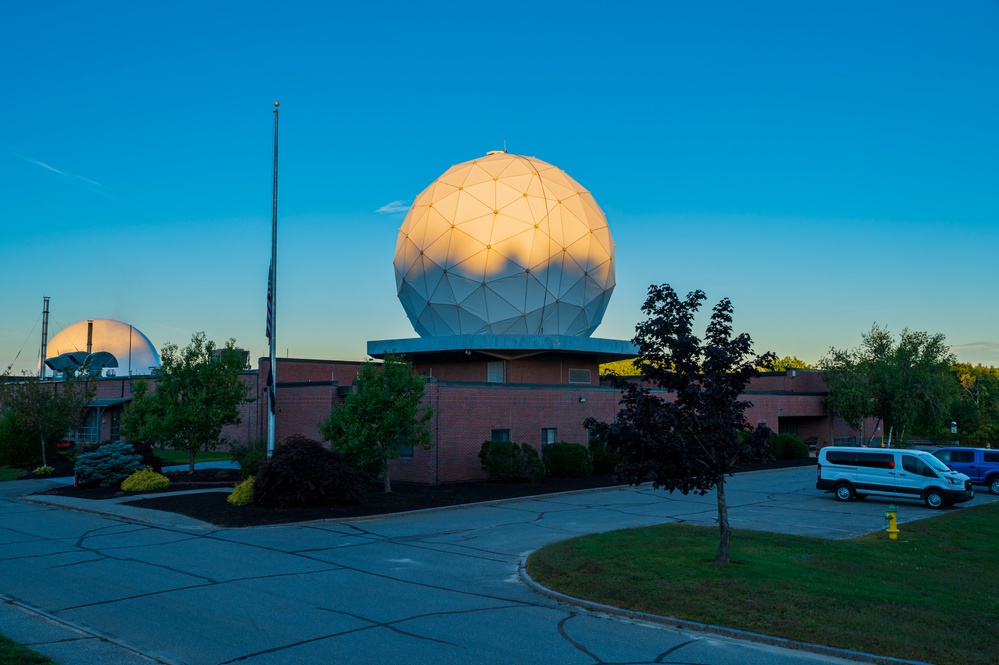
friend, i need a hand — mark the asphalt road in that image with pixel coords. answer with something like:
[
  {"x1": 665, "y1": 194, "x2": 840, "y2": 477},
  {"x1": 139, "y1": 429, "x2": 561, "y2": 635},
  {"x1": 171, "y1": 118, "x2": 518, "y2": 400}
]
[{"x1": 2, "y1": 466, "x2": 995, "y2": 665}]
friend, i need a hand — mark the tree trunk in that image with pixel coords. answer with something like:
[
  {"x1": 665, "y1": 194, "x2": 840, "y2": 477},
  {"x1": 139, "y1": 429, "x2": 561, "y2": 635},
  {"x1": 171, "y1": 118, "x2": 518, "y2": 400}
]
[
  {"x1": 188, "y1": 449, "x2": 196, "y2": 474},
  {"x1": 866, "y1": 418, "x2": 882, "y2": 447},
  {"x1": 383, "y1": 461, "x2": 392, "y2": 493},
  {"x1": 715, "y1": 474, "x2": 730, "y2": 565}
]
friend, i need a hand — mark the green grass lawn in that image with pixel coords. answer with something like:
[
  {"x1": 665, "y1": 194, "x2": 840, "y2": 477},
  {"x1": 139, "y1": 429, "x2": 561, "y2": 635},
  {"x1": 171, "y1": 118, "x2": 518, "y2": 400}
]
[
  {"x1": 153, "y1": 448, "x2": 233, "y2": 465},
  {"x1": 0, "y1": 467, "x2": 25, "y2": 482},
  {"x1": 527, "y1": 502, "x2": 999, "y2": 665},
  {"x1": 0, "y1": 632, "x2": 55, "y2": 664}
]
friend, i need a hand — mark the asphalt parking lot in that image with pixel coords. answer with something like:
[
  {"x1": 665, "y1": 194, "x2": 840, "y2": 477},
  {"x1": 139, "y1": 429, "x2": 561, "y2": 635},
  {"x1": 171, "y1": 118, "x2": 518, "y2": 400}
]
[{"x1": 2, "y1": 466, "x2": 995, "y2": 665}]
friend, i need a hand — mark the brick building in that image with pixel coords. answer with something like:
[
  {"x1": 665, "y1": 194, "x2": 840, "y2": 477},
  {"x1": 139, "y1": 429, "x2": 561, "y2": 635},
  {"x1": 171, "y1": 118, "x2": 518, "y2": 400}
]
[
  {"x1": 59, "y1": 152, "x2": 870, "y2": 481},
  {"x1": 69, "y1": 350, "x2": 863, "y2": 485}
]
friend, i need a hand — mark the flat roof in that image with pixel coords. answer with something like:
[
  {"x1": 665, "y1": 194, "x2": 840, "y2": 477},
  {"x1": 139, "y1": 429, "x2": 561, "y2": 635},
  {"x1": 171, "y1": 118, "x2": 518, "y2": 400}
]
[{"x1": 367, "y1": 335, "x2": 637, "y2": 363}]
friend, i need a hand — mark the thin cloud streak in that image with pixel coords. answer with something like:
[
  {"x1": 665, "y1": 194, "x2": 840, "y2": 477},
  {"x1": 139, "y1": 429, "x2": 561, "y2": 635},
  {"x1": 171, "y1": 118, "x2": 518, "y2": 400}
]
[
  {"x1": 16, "y1": 153, "x2": 111, "y2": 196},
  {"x1": 952, "y1": 340, "x2": 999, "y2": 352},
  {"x1": 376, "y1": 200, "x2": 410, "y2": 214}
]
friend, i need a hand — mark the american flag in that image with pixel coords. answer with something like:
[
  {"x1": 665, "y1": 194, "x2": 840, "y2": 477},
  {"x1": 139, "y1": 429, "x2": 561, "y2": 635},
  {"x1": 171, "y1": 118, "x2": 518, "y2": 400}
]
[
  {"x1": 266, "y1": 260, "x2": 275, "y2": 415},
  {"x1": 265, "y1": 262, "x2": 273, "y2": 339}
]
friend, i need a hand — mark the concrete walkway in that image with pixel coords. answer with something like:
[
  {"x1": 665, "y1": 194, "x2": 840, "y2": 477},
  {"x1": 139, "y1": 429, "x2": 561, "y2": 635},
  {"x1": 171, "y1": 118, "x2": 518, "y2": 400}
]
[{"x1": 2, "y1": 467, "x2": 994, "y2": 665}]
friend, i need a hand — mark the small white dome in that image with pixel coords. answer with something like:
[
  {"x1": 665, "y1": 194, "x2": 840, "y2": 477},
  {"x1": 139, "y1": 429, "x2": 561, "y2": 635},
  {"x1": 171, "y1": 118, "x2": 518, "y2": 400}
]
[{"x1": 44, "y1": 319, "x2": 160, "y2": 377}]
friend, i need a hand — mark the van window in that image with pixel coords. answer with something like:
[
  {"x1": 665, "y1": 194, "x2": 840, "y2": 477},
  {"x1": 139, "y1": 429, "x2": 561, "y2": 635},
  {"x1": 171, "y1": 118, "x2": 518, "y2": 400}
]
[
  {"x1": 902, "y1": 455, "x2": 936, "y2": 478},
  {"x1": 824, "y1": 451, "x2": 853, "y2": 466},
  {"x1": 824, "y1": 451, "x2": 894, "y2": 468},
  {"x1": 857, "y1": 453, "x2": 894, "y2": 469}
]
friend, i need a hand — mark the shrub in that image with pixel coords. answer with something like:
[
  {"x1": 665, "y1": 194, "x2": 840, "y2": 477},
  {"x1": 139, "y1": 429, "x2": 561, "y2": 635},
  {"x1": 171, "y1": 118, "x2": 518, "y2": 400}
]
[
  {"x1": 542, "y1": 442, "x2": 593, "y2": 478},
  {"x1": 254, "y1": 436, "x2": 366, "y2": 508},
  {"x1": 126, "y1": 440, "x2": 164, "y2": 473},
  {"x1": 589, "y1": 437, "x2": 620, "y2": 475},
  {"x1": 74, "y1": 441, "x2": 143, "y2": 487},
  {"x1": 227, "y1": 476, "x2": 254, "y2": 506},
  {"x1": 230, "y1": 440, "x2": 266, "y2": 480},
  {"x1": 32, "y1": 465, "x2": 54, "y2": 475},
  {"x1": 0, "y1": 410, "x2": 35, "y2": 465},
  {"x1": 121, "y1": 466, "x2": 171, "y2": 492},
  {"x1": 769, "y1": 433, "x2": 810, "y2": 460},
  {"x1": 478, "y1": 441, "x2": 546, "y2": 483}
]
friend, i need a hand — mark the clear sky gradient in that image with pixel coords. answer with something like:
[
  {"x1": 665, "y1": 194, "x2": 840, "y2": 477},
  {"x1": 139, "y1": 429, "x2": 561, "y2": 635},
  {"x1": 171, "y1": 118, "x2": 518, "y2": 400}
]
[{"x1": 3, "y1": 1, "x2": 997, "y2": 374}]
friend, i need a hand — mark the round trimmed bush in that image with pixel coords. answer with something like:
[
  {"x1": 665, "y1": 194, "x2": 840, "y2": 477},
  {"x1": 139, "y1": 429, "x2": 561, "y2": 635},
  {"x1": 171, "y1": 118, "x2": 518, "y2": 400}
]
[
  {"x1": 542, "y1": 442, "x2": 593, "y2": 478},
  {"x1": 770, "y1": 433, "x2": 809, "y2": 460},
  {"x1": 589, "y1": 438, "x2": 620, "y2": 475},
  {"x1": 121, "y1": 466, "x2": 171, "y2": 492},
  {"x1": 478, "y1": 441, "x2": 545, "y2": 483},
  {"x1": 227, "y1": 476, "x2": 254, "y2": 506},
  {"x1": 253, "y1": 436, "x2": 366, "y2": 508}
]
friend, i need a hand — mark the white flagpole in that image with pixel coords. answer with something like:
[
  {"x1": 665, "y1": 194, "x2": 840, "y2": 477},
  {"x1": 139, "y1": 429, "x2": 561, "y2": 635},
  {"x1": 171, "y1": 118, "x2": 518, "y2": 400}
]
[{"x1": 267, "y1": 101, "x2": 279, "y2": 457}]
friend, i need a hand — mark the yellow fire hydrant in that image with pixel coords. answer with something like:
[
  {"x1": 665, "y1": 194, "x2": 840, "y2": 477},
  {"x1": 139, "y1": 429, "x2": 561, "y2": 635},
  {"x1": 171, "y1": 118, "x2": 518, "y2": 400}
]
[{"x1": 885, "y1": 504, "x2": 899, "y2": 541}]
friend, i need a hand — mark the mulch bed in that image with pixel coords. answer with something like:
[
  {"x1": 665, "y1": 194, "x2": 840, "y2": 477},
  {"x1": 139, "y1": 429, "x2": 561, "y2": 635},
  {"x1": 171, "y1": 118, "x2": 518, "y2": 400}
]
[{"x1": 29, "y1": 458, "x2": 816, "y2": 529}]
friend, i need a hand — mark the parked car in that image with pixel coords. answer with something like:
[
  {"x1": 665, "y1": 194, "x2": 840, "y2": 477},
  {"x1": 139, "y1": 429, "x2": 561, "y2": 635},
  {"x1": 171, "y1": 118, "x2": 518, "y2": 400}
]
[
  {"x1": 931, "y1": 447, "x2": 999, "y2": 495},
  {"x1": 816, "y1": 446, "x2": 974, "y2": 508}
]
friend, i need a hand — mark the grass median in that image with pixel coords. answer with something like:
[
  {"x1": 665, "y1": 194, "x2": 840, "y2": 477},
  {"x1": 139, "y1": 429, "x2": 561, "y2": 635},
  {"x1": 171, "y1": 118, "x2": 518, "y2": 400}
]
[
  {"x1": 527, "y1": 501, "x2": 998, "y2": 665},
  {"x1": 0, "y1": 633, "x2": 55, "y2": 664}
]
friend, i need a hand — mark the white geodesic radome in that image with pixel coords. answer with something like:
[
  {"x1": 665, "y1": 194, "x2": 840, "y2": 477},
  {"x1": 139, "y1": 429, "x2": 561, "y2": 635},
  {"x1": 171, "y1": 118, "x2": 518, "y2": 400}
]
[
  {"x1": 393, "y1": 153, "x2": 615, "y2": 337},
  {"x1": 43, "y1": 318, "x2": 160, "y2": 377}
]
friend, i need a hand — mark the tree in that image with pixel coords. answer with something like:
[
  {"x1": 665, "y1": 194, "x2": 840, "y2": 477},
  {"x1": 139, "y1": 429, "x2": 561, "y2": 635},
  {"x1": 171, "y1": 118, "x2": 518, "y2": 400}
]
[
  {"x1": 949, "y1": 363, "x2": 999, "y2": 444},
  {"x1": 585, "y1": 285, "x2": 774, "y2": 565},
  {"x1": 599, "y1": 358, "x2": 642, "y2": 376},
  {"x1": 758, "y1": 355, "x2": 816, "y2": 372},
  {"x1": 121, "y1": 333, "x2": 251, "y2": 473},
  {"x1": 0, "y1": 368, "x2": 95, "y2": 467},
  {"x1": 319, "y1": 354, "x2": 433, "y2": 493},
  {"x1": 820, "y1": 324, "x2": 957, "y2": 445}
]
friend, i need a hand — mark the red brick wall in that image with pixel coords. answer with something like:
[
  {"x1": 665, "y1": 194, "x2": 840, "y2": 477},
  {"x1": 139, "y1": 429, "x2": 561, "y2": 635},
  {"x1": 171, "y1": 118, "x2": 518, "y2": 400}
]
[
  {"x1": 390, "y1": 380, "x2": 619, "y2": 484},
  {"x1": 409, "y1": 354, "x2": 599, "y2": 385},
  {"x1": 73, "y1": 361, "x2": 857, "y2": 483}
]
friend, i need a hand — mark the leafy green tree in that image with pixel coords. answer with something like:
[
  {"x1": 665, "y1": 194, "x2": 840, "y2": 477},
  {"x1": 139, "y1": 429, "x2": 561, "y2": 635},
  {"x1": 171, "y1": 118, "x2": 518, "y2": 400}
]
[
  {"x1": 820, "y1": 324, "x2": 957, "y2": 445},
  {"x1": 319, "y1": 354, "x2": 433, "y2": 493},
  {"x1": 949, "y1": 363, "x2": 999, "y2": 444},
  {"x1": 121, "y1": 333, "x2": 251, "y2": 473},
  {"x1": 0, "y1": 369, "x2": 95, "y2": 467},
  {"x1": 758, "y1": 355, "x2": 816, "y2": 372},
  {"x1": 599, "y1": 358, "x2": 642, "y2": 376},
  {"x1": 585, "y1": 285, "x2": 774, "y2": 565}
]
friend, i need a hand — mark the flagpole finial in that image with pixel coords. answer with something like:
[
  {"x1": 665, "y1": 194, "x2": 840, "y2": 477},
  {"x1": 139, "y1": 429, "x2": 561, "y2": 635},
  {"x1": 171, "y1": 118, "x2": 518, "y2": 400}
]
[{"x1": 274, "y1": 101, "x2": 280, "y2": 108}]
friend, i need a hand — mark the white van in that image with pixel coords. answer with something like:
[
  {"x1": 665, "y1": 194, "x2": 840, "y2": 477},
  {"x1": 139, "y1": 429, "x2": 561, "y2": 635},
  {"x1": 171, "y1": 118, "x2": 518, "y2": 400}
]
[{"x1": 816, "y1": 446, "x2": 973, "y2": 508}]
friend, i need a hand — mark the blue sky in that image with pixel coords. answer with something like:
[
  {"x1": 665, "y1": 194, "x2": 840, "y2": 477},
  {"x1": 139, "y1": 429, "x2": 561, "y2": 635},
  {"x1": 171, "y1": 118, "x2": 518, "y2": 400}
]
[{"x1": 3, "y1": 1, "x2": 997, "y2": 373}]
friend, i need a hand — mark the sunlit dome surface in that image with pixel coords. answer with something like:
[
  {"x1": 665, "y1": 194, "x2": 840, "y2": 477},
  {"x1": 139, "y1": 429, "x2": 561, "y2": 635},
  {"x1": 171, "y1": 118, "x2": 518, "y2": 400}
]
[
  {"x1": 393, "y1": 152, "x2": 616, "y2": 337},
  {"x1": 44, "y1": 319, "x2": 160, "y2": 377}
]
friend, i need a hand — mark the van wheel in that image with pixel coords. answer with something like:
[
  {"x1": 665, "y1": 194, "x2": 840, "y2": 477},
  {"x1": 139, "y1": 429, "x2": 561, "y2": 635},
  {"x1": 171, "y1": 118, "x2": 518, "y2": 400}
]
[
  {"x1": 989, "y1": 477, "x2": 999, "y2": 495},
  {"x1": 834, "y1": 483, "x2": 855, "y2": 501},
  {"x1": 924, "y1": 489, "x2": 947, "y2": 509}
]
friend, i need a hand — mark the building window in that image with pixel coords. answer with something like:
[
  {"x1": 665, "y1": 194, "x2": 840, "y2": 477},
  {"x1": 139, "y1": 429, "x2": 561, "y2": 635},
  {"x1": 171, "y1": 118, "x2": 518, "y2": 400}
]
[
  {"x1": 399, "y1": 445, "x2": 414, "y2": 459},
  {"x1": 487, "y1": 361, "x2": 504, "y2": 383},
  {"x1": 541, "y1": 428, "x2": 558, "y2": 446},
  {"x1": 568, "y1": 368, "x2": 591, "y2": 384},
  {"x1": 491, "y1": 429, "x2": 510, "y2": 442}
]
